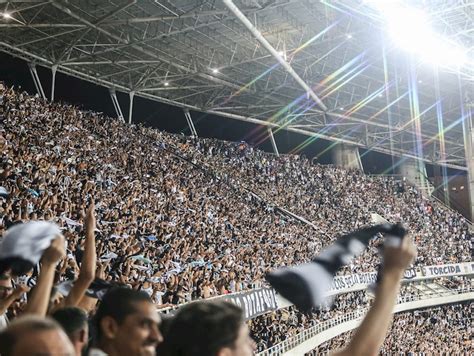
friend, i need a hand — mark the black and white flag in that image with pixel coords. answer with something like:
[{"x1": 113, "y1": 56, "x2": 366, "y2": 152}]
[
  {"x1": 266, "y1": 223, "x2": 407, "y2": 312},
  {"x1": 55, "y1": 277, "x2": 117, "y2": 300}
]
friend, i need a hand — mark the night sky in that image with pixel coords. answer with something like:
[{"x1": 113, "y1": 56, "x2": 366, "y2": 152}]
[{"x1": 0, "y1": 51, "x2": 458, "y2": 176}]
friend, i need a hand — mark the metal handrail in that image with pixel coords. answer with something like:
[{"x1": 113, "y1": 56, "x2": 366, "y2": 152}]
[{"x1": 257, "y1": 286, "x2": 473, "y2": 355}]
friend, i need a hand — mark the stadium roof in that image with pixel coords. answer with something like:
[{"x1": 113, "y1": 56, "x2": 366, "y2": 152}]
[{"x1": 0, "y1": 0, "x2": 472, "y2": 170}]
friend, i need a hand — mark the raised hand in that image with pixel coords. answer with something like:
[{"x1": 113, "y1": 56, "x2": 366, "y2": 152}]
[
  {"x1": 41, "y1": 235, "x2": 66, "y2": 266},
  {"x1": 12, "y1": 284, "x2": 30, "y2": 299},
  {"x1": 85, "y1": 201, "x2": 96, "y2": 233}
]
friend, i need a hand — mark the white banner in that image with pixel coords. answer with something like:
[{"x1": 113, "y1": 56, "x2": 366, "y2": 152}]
[
  {"x1": 330, "y1": 272, "x2": 378, "y2": 293},
  {"x1": 421, "y1": 263, "x2": 467, "y2": 277}
]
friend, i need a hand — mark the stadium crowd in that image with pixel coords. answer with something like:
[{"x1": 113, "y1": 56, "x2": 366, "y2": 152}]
[
  {"x1": 1, "y1": 85, "x2": 472, "y2": 303},
  {"x1": 313, "y1": 302, "x2": 472, "y2": 355},
  {"x1": 0, "y1": 84, "x2": 472, "y2": 355}
]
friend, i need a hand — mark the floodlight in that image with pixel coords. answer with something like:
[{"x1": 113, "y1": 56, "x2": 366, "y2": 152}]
[
  {"x1": 2, "y1": 13, "x2": 11, "y2": 19},
  {"x1": 346, "y1": 34, "x2": 352, "y2": 39},
  {"x1": 212, "y1": 68, "x2": 219, "y2": 74},
  {"x1": 164, "y1": 82, "x2": 169, "y2": 86},
  {"x1": 375, "y1": 4, "x2": 467, "y2": 67}
]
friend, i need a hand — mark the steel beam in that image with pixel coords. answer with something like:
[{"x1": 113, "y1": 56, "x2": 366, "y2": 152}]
[
  {"x1": 109, "y1": 88, "x2": 125, "y2": 123},
  {"x1": 128, "y1": 91, "x2": 135, "y2": 124},
  {"x1": 267, "y1": 128, "x2": 279, "y2": 157},
  {"x1": 50, "y1": 64, "x2": 57, "y2": 102},
  {"x1": 223, "y1": 0, "x2": 328, "y2": 112},
  {"x1": 51, "y1": 1, "x2": 250, "y2": 93},
  {"x1": 27, "y1": 62, "x2": 46, "y2": 100},
  {"x1": 184, "y1": 109, "x2": 198, "y2": 137}
]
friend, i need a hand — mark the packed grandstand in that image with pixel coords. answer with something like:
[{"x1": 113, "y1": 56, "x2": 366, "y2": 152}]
[{"x1": 0, "y1": 84, "x2": 472, "y2": 354}]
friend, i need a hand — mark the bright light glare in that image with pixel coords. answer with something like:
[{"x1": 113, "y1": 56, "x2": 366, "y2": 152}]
[
  {"x1": 346, "y1": 34, "x2": 352, "y2": 39},
  {"x1": 277, "y1": 50, "x2": 288, "y2": 61},
  {"x1": 377, "y1": 5, "x2": 467, "y2": 67},
  {"x1": 212, "y1": 68, "x2": 219, "y2": 74},
  {"x1": 2, "y1": 13, "x2": 11, "y2": 19},
  {"x1": 164, "y1": 82, "x2": 169, "y2": 86}
]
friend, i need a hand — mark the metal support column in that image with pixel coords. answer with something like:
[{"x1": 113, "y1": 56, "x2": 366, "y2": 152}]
[
  {"x1": 109, "y1": 88, "x2": 125, "y2": 122},
  {"x1": 183, "y1": 109, "x2": 198, "y2": 137},
  {"x1": 51, "y1": 64, "x2": 57, "y2": 102},
  {"x1": 128, "y1": 91, "x2": 135, "y2": 124},
  {"x1": 462, "y1": 104, "x2": 474, "y2": 220},
  {"x1": 267, "y1": 128, "x2": 279, "y2": 157},
  {"x1": 27, "y1": 63, "x2": 46, "y2": 100}
]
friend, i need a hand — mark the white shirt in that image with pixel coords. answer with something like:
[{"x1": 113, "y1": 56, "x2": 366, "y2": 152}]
[
  {"x1": 88, "y1": 348, "x2": 108, "y2": 356},
  {"x1": 0, "y1": 313, "x2": 9, "y2": 331}
]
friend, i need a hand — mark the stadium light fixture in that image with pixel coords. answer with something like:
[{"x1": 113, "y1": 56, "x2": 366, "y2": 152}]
[
  {"x1": 346, "y1": 34, "x2": 352, "y2": 39},
  {"x1": 277, "y1": 51, "x2": 288, "y2": 61},
  {"x1": 212, "y1": 68, "x2": 219, "y2": 74},
  {"x1": 2, "y1": 13, "x2": 12, "y2": 19},
  {"x1": 164, "y1": 82, "x2": 169, "y2": 87},
  {"x1": 374, "y1": 4, "x2": 467, "y2": 67}
]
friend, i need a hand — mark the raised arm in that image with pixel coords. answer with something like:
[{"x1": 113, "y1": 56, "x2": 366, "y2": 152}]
[
  {"x1": 23, "y1": 236, "x2": 66, "y2": 316},
  {"x1": 0, "y1": 284, "x2": 30, "y2": 316},
  {"x1": 63, "y1": 202, "x2": 97, "y2": 307},
  {"x1": 333, "y1": 236, "x2": 416, "y2": 356}
]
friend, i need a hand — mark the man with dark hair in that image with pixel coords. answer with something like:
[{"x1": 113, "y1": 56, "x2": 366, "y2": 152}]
[
  {"x1": 0, "y1": 315, "x2": 74, "y2": 355},
  {"x1": 0, "y1": 273, "x2": 29, "y2": 330},
  {"x1": 90, "y1": 287, "x2": 163, "y2": 356},
  {"x1": 161, "y1": 301, "x2": 254, "y2": 356},
  {"x1": 51, "y1": 307, "x2": 89, "y2": 356}
]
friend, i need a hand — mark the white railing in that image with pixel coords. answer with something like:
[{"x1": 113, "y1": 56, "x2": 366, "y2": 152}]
[
  {"x1": 257, "y1": 308, "x2": 368, "y2": 356},
  {"x1": 258, "y1": 286, "x2": 473, "y2": 356}
]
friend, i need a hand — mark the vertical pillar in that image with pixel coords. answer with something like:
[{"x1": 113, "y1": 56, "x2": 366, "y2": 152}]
[
  {"x1": 27, "y1": 63, "x2": 46, "y2": 100},
  {"x1": 433, "y1": 67, "x2": 450, "y2": 205},
  {"x1": 128, "y1": 91, "x2": 135, "y2": 124},
  {"x1": 396, "y1": 158, "x2": 432, "y2": 196},
  {"x1": 267, "y1": 128, "x2": 279, "y2": 157},
  {"x1": 51, "y1": 65, "x2": 58, "y2": 102},
  {"x1": 433, "y1": 164, "x2": 450, "y2": 207},
  {"x1": 332, "y1": 143, "x2": 363, "y2": 171},
  {"x1": 462, "y1": 105, "x2": 474, "y2": 220},
  {"x1": 183, "y1": 109, "x2": 198, "y2": 137},
  {"x1": 109, "y1": 88, "x2": 125, "y2": 122}
]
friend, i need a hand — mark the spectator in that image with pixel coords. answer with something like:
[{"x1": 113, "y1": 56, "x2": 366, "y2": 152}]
[
  {"x1": 51, "y1": 307, "x2": 89, "y2": 356},
  {"x1": 161, "y1": 301, "x2": 255, "y2": 356},
  {"x1": 52, "y1": 202, "x2": 96, "y2": 311},
  {"x1": 0, "y1": 315, "x2": 74, "y2": 355},
  {"x1": 23, "y1": 236, "x2": 66, "y2": 317},
  {"x1": 0, "y1": 273, "x2": 29, "y2": 330},
  {"x1": 331, "y1": 236, "x2": 416, "y2": 356},
  {"x1": 90, "y1": 287, "x2": 163, "y2": 356}
]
